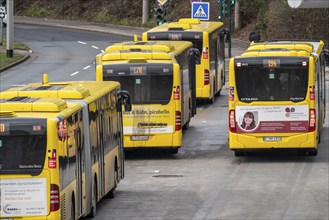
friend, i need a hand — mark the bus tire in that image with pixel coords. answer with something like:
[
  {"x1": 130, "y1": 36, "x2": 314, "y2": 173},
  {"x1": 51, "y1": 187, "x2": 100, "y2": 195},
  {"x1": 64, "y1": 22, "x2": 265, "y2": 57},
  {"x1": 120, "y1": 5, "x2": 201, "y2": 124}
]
[
  {"x1": 107, "y1": 168, "x2": 118, "y2": 199},
  {"x1": 70, "y1": 196, "x2": 75, "y2": 220},
  {"x1": 208, "y1": 90, "x2": 215, "y2": 104},
  {"x1": 168, "y1": 147, "x2": 178, "y2": 154},
  {"x1": 318, "y1": 134, "x2": 321, "y2": 144},
  {"x1": 183, "y1": 121, "x2": 190, "y2": 130},
  {"x1": 88, "y1": 180, "x2": 97, "y2": 218},
  {"x1": 308, "y1": 149, "x2": 318, "y2": 156},
  {"x1": 234, "y1": 150, "x2": 245, "y2": 157}
]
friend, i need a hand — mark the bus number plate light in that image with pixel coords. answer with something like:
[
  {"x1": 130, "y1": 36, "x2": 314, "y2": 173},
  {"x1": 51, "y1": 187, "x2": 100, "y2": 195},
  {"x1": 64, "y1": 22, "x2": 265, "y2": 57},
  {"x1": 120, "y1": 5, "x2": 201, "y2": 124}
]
[
  {"x1": 263, "y1": 136, "x2": 282, "y2": 142},
  {"x1": 130, "y1": 136, "x2": 149, "y2": 141}
]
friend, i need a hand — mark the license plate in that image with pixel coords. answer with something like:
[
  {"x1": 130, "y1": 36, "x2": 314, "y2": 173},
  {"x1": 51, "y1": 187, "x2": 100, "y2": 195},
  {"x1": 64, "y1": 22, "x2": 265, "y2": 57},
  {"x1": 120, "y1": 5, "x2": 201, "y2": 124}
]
[
  {"x1": 263, "y1": 136, "x2": 282, "y2": 142},
  {"x1": 130, "y1": 136, "x2": 149, "y2": 141}
]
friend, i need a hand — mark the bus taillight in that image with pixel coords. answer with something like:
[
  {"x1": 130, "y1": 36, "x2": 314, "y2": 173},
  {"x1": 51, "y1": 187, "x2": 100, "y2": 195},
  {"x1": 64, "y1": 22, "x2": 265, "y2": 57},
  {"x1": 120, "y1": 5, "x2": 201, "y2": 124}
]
[
  {"x1": 204, "y1": 69, "x2": 210, "y2": 85},
  {"x1": 203, "y1": 47, "x2": 208, "y2": 59},
  {"x1": 50, "y1": 184, "x2": 60, "y2": 212},
  {"x1": 174, "y1": 86, "x2": 180, "y2": 100},
  {"x1": 229, "y1": 110, "x2": 237, "y2": 133},
  {"x1": 175, "y1": 111, "x2": 182, "y2": 131},
  {"x1": 309, "y1": 109, "x2": 316, "y2": 132}
]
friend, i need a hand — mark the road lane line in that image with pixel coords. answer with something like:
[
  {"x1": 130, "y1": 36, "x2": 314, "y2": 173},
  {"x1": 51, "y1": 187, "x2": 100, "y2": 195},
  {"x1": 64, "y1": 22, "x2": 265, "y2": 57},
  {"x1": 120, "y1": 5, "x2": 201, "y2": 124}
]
[
  {"x1": 91, "y1": 45, "x2": 99, "y2": 49},
  {"x1": 78, "y1": 41, "x2": 87, "y2": 45},
  {"x1": 83, "y1": 65, "x2": 91, "y2": 70},
  {"x1": 70, "y1": 71, "x2": 79, "y2": 76}
]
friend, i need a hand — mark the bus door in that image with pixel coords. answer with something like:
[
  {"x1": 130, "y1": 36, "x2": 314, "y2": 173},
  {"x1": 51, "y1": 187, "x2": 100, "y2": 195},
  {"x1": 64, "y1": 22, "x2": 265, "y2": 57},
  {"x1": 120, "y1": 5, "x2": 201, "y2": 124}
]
[
  {"x1": 78, "y1": 101, "x2": 92, "y2": 215},
  {"x1": 70, "y1": 100, "x2": 92, "y2": 214},
  {"x1": 96, "y1": 99, "x2": 105, "y2": 196},
  {"x1": 74, "y1": 114, "x2": 84, "y2": 217}
]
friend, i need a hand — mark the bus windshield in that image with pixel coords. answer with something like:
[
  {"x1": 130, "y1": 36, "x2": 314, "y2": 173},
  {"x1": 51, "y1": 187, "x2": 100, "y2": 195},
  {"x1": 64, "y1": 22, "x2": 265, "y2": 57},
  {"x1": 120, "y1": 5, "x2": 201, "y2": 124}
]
[
  {"x1": 103, "y1": 63, "x2": 173, "y2": 105},
  {"x1": 234, "y1": 58, "x2": 309, "y2": 102},
  {"x1": 0, "y1": 118, "x2": 47, "y2": 175}
]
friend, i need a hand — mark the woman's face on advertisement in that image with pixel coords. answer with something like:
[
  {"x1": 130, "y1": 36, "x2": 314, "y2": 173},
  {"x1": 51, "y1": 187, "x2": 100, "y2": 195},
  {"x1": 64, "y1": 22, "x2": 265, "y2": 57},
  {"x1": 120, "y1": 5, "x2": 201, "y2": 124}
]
[{"x1": 244, "y1": 115, "x2": 253, "y2": 125}]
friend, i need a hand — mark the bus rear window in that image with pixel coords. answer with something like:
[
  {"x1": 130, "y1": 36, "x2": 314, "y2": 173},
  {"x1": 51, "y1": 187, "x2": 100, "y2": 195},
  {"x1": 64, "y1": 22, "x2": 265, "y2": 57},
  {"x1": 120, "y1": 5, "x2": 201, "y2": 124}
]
[
  {"x1": 0, "y1": 119, "x2": 47, "y2": 175},
  {"x1": 103, "y1": 64, "x2": 173, "y2": 104},
  {"x1": 234, "y1": 59, "x2": 309, "y2": 102}
]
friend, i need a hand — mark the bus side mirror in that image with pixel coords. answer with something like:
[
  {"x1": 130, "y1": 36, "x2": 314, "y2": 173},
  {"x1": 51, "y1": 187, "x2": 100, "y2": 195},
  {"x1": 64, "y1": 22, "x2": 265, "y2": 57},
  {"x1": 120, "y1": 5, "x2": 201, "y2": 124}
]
[
  {"x1": 222, "y1": 28, "x2": 230, "y2": 44},
  {"x1": 324, "y1": 49, "x2": 329, "y2": 66},
  {"x1": 117, "y1": 90, "x2": 132, "y2": 112},
  {"x1": 190, "y1": 48, "x2": 201, "y2": 65}
]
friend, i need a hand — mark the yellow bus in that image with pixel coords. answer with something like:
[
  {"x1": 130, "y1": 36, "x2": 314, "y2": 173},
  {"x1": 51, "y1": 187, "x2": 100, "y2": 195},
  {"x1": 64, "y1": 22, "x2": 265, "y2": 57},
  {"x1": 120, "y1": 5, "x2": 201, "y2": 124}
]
[
  {"x1": 0, "y1": 78, "x2": 131, "y2": 219},
  {"x1": 228, "y1": 40, "x2": 328, "y2": 156},
  {"x1": 95, "y1": 40, "x2": 200, "y2": 153},
  {"x1": 142, "y1": 18, "x2": 226, "y2": 103}
]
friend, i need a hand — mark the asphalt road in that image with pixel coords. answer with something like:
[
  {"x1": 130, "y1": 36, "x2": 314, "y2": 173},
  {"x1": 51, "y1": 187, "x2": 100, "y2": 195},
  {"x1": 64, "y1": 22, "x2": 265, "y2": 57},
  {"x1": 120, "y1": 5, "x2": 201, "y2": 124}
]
[
  {"x1": 1, "y1": 22, "x2": 328, "y2": 220},
  {"x1": 0, "y1": 23, "x2": 132, "y2": 91}
]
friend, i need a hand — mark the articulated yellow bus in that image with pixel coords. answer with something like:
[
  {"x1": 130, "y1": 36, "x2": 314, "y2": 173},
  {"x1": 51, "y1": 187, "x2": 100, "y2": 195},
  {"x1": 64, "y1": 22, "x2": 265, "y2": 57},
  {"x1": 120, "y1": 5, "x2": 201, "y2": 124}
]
[
  {"x1": 142, "y1": 18, "x2": 226, "y2": 103},
  {"x1": 96, "y1": 41, "x2": 199, "y2": 153},
  {"x1": 0, "y1": 77, "x2": 131, "y2": 219},
  {"x1": 228, "y1": 40, "x2": 328, "y2": 156}
]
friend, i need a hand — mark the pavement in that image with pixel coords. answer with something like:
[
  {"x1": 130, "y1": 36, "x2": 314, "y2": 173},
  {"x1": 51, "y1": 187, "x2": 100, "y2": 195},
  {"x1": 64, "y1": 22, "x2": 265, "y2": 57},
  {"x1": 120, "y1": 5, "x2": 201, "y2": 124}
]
[{"x1": 0, "y1": 16, "x2": 249, "y2": 72}]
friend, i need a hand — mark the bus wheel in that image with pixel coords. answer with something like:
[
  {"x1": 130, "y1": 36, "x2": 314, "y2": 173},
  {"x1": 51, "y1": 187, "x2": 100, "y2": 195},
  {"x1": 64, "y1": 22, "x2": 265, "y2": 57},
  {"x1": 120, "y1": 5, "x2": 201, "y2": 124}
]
[
  {"x1": 168, "y1": 147, "x2": 178, "y2": 154},
  {"x1": 107, "y1": 169, "x2": 118, "y2": 199},
  {"x1": 88, "y1": 182, "x2": 97, "y2": 217},
  {"x1": 183, "y1": 121, "x2": 190, "y2": 130},
  {"x1": 308, "y1": 149, "x2": 318, "y2": 156},
  {"x1": 234, "y1": 150, "x2": 245, "y2": 157},
  {"x1": 70, "y1": 197, "x2": 75, "y2": 220},
  {"x1": 208, "y1": 93, "x2": 215, "y2": 104}
]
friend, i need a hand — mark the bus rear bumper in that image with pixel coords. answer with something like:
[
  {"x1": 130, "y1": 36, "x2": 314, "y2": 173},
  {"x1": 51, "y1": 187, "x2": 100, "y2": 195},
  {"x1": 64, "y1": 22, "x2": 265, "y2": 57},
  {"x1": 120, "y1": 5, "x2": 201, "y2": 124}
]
[
  {"x1": 229, "y1": 132, "x2": 318, "y2": 150},
  {"x1": 123, "y1": 132, "x2": 182, "y2": 149}
]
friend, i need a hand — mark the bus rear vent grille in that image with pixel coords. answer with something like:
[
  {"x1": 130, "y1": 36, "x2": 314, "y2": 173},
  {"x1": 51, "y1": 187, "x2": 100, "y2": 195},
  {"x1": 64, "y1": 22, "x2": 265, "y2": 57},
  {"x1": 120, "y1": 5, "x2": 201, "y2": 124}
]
[
  {"x1": 0, "y1": 111, "x2": 17, "y2": 118},
  {"x1": 60, "y1": 194, "x2": 66, "y2": 220},
  {"x1": 7, "y1": 96, "x2": 29, "y2": 102},
  {"x1": 34, "y1": 86, "x2": 52, "y2": 90}
]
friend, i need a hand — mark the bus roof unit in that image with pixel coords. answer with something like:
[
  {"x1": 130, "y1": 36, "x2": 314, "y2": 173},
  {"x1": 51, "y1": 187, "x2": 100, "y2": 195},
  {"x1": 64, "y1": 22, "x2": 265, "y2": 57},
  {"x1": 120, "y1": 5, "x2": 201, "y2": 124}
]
[
  {"x1": 0, "y1": 97, "x2": 68, "y2": 112},
  {"x1": 104, "y1": 41, "x2": 192, "y2": 56},
  {"x1": 144, "y1": 18, "x2": 223, "y2": 33},
  {"x1": 0, "y1": 76, "x2": 121, "y2": 103},
  {"x1": 248, "y1": 40, "x2": 324, "y2": 55}
]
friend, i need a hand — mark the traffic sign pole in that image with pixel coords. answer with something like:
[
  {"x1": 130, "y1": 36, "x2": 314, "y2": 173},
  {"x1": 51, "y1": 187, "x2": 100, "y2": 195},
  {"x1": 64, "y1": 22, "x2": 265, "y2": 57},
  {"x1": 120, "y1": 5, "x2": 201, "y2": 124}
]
[
  {"x1": 228, "y1": 0, "x2": 232, "y2": 58},
  {"x1": 0, "y1": 18, "x2": 3, "y2": 46}
]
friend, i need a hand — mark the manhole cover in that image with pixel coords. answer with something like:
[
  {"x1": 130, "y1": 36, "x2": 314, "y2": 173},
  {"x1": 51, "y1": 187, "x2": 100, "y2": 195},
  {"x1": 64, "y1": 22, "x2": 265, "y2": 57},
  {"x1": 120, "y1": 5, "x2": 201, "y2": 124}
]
[{"x1": 152, "y1": 175, "x2": 183, "y2": 178}]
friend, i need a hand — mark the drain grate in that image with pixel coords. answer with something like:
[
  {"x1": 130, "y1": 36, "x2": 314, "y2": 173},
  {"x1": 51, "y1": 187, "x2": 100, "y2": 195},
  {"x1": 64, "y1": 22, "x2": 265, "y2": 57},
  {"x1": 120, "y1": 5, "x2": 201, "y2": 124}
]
[{"x1": 152, "y1": 175, "x2": 184, "y2": 178}]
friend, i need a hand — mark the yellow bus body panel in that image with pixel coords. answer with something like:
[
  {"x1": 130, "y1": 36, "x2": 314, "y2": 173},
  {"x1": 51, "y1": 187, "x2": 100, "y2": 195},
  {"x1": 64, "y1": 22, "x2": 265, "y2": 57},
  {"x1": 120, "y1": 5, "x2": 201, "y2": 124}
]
[
  {"x1": 96, "y1": 41, "x2": 193, "y2": 149},
  {"x1": 228, "y1": 41, "x2": 326, "y2": 152},
  {"x1": 142, "y1": 18, "x2": 225, "y2": 101}
]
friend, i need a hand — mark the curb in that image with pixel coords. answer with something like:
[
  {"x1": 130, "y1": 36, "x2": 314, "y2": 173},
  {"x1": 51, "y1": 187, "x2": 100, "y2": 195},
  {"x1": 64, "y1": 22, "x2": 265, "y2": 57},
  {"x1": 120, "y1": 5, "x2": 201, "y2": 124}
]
[{"x1": 0, "y1": 53, "x2": 30, "y2": 73}]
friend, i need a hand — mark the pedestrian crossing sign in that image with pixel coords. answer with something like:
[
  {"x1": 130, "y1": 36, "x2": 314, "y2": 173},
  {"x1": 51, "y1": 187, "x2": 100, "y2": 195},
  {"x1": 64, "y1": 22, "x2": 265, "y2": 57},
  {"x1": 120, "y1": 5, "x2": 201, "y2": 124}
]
[{"x1": 191, "y1": 2, "x2": 209, "y2": 20}]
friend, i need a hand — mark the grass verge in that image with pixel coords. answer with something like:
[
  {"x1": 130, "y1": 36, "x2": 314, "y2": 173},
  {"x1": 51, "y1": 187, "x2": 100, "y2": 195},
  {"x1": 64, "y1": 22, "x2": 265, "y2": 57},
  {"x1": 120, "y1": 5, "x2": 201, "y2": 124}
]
[{"x1": 0, "y1": 41, "x2": 29, "y2": 69}]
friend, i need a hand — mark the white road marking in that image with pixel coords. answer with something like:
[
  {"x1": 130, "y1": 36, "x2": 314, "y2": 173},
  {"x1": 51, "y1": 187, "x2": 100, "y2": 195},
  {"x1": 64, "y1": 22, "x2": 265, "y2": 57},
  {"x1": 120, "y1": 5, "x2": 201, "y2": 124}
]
[
  {"x1": 11, "y1": 84, "x2": 26, "y2": 87},
  {"x1": 70, "y1": 71, "x2": 79, "y2": 76},
  {"x1": 91, "y1": 45, "x2": 99, "y2": 49},
  {"x1": 78, "y1": 41, "x2": 87, "y2": 45},
  {"x1": 83, "y1": 65, "x2": 91, "y2": 70}
]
